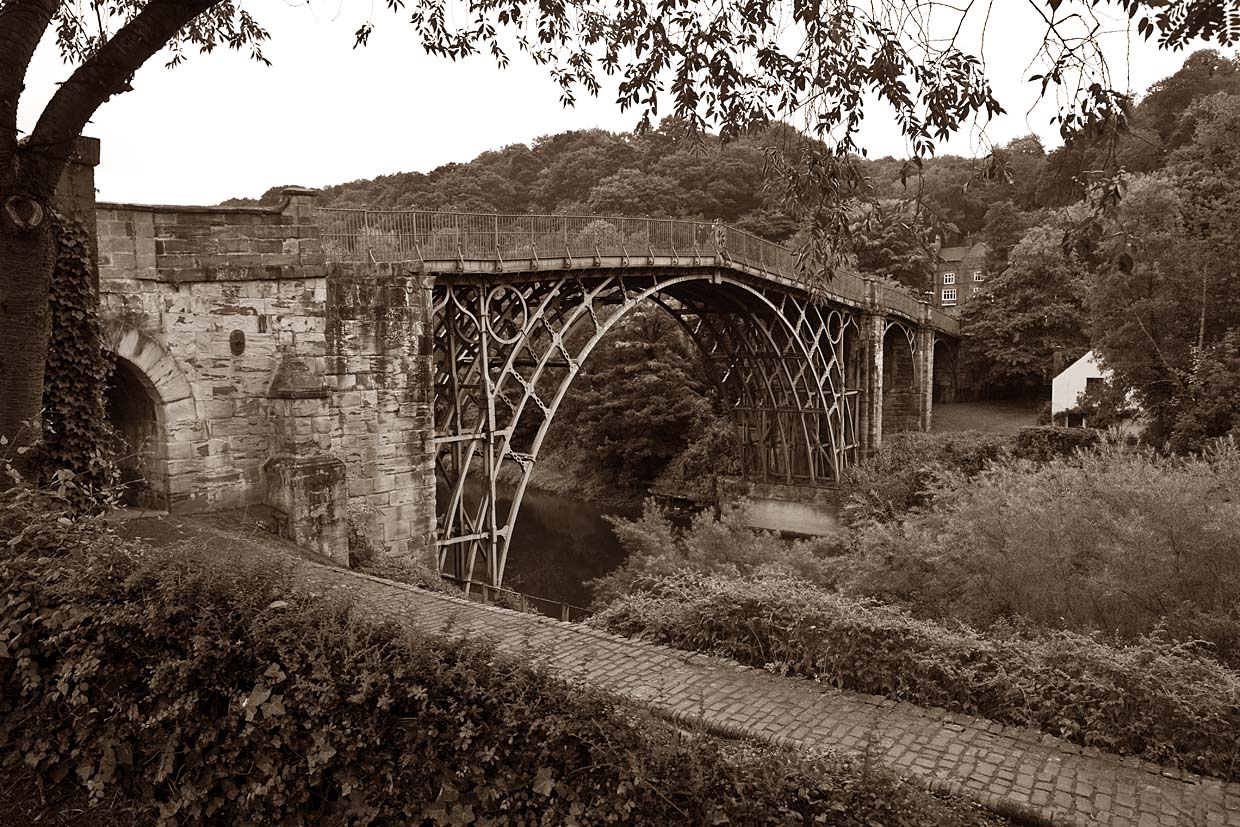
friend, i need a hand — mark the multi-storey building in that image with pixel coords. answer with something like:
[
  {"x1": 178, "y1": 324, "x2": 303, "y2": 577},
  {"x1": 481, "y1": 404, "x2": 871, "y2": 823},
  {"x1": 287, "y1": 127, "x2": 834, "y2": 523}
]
[{"x1": 932, "y1": 241, "x2": 989, "y2": 311}]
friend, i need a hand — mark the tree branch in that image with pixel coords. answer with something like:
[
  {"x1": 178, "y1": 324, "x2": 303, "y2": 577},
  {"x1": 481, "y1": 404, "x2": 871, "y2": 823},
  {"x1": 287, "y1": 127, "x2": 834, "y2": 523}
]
[
  {"x1": 0, "y1": 0, "x2": 60, "y2": 169},
  {"x1": 22, "y1": 0, "x2": 217, "y2": 194}
]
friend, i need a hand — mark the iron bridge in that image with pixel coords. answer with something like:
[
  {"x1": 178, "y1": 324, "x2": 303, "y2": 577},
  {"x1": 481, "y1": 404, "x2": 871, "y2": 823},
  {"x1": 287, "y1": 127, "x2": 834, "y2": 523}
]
[{"x1": 317, "y1": 209, "x2": 959, "y2": 590}]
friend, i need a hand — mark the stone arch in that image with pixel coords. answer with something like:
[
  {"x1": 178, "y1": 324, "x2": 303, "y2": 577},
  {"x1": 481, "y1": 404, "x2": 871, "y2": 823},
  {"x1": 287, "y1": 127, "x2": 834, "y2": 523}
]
[
  {"x1": 881, "y1": 321, "x2": 919, "y2": 435},
  {"x1": 932, "y1": 336, "x2": 958, "y2": 403},
  {"x1": 102, "y1": 325, "x2": 200, "y2": 509},
  {"x1": 432, "y1": 271, "x2": 857, "y2": 587}
]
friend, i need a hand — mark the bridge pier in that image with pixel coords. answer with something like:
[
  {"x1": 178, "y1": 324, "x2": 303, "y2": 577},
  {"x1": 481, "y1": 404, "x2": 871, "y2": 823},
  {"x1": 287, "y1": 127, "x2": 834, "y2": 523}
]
[
  {"x1": 916, "y1": 325, "x2": 936, "y2": 433},
  {"x1": 858, "y1": 313, "x2": 886, "y2": 458},
  {"x1": 90, "y1": 158, "x2": 438, "y2": 567}
]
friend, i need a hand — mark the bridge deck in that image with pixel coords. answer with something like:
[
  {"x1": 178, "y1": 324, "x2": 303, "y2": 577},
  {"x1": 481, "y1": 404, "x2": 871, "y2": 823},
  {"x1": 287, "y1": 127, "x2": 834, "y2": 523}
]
[
  {"x1": 120, "y1": 514, "x2": 1240, "y2": 827},
  {"x1": 316, "y1": 207, "x2": 960, "y2": 335}
]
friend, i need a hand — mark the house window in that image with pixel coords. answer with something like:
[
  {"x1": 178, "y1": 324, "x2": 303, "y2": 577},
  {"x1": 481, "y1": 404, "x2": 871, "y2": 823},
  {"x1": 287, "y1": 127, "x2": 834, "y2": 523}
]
[
  {"x1": 1085, "y1": 376, "x2": 1103, "y2": 393},
  {"x1": 942, "y1": 272, "x2": 956, "y2": 285},
  {"x1": 973, "y1": 270, "x2": 985, "y2": 281},
  {"x1": 971, "y1": 286, "x2": 981, "y2": 295},
  {"x1": 942, "y1": 287, "x2": 957, "y2": 303}
]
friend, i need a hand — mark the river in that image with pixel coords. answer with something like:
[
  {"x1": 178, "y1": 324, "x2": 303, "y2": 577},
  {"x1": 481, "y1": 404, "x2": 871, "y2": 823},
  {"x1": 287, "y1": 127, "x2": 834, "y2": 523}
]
[
  {"x1": 451, "y1": 483, "x2": 838, "y2": 611},
  {"x1": 449, "y1": 484, "x2": 639, "y2": 610}
]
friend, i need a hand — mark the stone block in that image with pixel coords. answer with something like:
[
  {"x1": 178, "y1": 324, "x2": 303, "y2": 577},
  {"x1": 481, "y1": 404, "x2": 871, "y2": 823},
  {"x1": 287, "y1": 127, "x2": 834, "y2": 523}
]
[{"x1": 263, "y1": 454, "x2": 349, "y2": 564}]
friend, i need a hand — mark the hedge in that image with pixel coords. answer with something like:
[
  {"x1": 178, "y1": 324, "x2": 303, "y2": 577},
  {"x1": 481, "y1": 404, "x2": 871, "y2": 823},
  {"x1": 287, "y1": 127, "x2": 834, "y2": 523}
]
[
  {"x1": 0, "y1": 492, "x2": 1001, "y2": 827},
  {"x1": 591, "y1": 573, "x2": 1240, "y2": 782}
]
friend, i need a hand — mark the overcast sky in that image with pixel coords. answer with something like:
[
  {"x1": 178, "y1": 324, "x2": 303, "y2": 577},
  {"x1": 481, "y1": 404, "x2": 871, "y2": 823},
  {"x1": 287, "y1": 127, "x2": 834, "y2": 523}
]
[{"x1": 16, "y1": 2, "x2": 1224, "y2": 206}]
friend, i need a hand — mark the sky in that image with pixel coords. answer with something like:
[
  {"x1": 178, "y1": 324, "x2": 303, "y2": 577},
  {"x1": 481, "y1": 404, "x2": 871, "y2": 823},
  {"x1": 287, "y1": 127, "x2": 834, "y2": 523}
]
[{"x1": 16, "y1": 1, "x2": 1225, "y2": 205}]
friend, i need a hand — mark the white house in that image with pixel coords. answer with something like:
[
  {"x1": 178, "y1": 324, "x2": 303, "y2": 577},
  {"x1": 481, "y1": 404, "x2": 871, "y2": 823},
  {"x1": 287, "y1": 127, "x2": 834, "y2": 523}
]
[{"x1": 1051, "y1": 351, "x2": 1107, "y2": 427}]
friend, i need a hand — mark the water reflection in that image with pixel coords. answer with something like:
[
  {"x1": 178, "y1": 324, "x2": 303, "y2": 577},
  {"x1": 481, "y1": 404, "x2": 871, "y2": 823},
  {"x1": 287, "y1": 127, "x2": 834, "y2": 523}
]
[
  {"x1": 440, "y1": 479, "x2": 637, "y2": 609},
  {"x1": 503, "y1": 487, "x2": 637, "y2": 608}
]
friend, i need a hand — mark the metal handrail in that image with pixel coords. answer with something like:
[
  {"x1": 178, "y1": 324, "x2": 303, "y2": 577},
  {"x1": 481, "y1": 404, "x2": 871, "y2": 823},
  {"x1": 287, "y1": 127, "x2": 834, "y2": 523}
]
[
  {"x1": 439, "y1": 573, "x2": 591, "y2": 622},
  {"x1": 314, "y1": 207, "x2": 958, "y2": 332}
]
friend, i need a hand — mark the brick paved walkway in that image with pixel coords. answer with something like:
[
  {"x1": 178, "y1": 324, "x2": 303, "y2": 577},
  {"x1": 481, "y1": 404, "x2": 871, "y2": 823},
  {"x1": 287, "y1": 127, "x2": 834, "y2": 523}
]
[{"x1": 120, "y1": 515, "x2": 1240, "y2": 827}]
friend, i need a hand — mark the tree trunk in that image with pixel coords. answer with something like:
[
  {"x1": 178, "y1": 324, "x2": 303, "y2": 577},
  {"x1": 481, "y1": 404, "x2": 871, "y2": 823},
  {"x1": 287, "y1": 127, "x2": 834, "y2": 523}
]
[{"x1": 0, "y1": 186, "x2": 55, "y2": 463}]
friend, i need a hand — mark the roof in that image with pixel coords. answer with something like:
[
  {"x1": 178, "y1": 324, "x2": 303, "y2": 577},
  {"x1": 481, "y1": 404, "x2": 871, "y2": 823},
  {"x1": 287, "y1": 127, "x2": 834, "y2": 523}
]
[
  {"x1": 937, "y1": 241, "x2": 988, "y2": 264},
  {"x1": 1053, "y1": 350, "x2": 1103, "y2": 382}
]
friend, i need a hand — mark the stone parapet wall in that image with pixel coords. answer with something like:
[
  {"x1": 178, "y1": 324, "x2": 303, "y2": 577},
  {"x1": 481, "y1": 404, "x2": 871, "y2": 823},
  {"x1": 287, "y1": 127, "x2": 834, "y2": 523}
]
[{"x1": 97, "y1": 189, "x2": 323, "y2": 285}]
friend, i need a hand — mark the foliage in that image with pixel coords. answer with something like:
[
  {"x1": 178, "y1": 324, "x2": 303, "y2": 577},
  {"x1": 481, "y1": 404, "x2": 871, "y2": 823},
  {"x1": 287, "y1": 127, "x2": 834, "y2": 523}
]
[
  {"x1": 1168, "y1": 332, "x2": 1240, "y2": 452},
  {"x1": 1088, "y1": 98, "x2": 1240, "y2": 446},
  {"x1": 978, "y1": 201, "x2": 1039, "y2": 271},
  {"x1": 959, "y1": 214, "x2": 1092, "y2": 392},
  {"x1": 588, "y1": 501, "x2": 844, "y2": 607},
  {"x1": 1009, "y1": 425, "x2": 1101, "y2": 462},
  {"x1": 592, "y1": 572, "x2": 1240, "y2": 780},
  {"x1": 842, "y1": 444, "x2": 1240, "y2": 666},
  {"x1": 548, "y1": 304, "x2": 721, "y2": 492},
  {"x1": 34, "y1": 216, "x2": 119, "y2": 497},
  {"x1": 840, "y1": 431, "x2": 1012, "y2": 526},
  {"x1": 649, "y1": 417, "x2": 741, "y2": 503},
  {"x1": 849, "y1": 200, "x2": 938, "y2": 292},
  {"x1": 1068, "y1": 376, "x2": 1142, "y2": 430},
  {"x1": 356, "y1": 555, "x2": 454, "y2": 595},
  {"x1": 346, "y1": 507, "x2": 383, "y2": 568},
  {"x1": 0, "y1": 493, "x2": 999, "y2": 827}
]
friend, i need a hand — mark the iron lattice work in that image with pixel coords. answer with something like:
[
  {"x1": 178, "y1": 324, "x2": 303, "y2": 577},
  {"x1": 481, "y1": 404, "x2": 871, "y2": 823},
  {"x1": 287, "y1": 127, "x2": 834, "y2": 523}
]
[{"x1": 432, "y1": 269, "x2": 860, "y2": 590}]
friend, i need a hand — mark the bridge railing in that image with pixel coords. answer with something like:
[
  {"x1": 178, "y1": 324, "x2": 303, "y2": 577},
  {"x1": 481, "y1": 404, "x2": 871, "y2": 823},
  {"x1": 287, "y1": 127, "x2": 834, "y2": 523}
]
[{"x1": 316, "y1": 207, "x2": 953, "y2": 329}]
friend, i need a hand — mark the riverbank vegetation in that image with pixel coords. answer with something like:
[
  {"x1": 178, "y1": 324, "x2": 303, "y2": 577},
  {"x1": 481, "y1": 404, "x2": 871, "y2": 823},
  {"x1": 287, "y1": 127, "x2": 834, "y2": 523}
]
[
  {"x1": 590, "y1": 435, "x2": 1240, "y2": 780},
  {"x1": 593, "y1": 573, "x2": 1240, "y2": 781},
  {"x1": 0, "y1": 487, "x2": 1005, "y2": 827}
]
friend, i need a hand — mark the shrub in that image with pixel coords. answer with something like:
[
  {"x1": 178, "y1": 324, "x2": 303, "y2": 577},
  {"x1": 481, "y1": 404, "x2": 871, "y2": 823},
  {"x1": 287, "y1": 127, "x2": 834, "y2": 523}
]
[
  {"x1": 843, "y1": 443, "x2": 1240, "y2": 665},
  {"x1": 592, "y1": 573, "x2": 1240, "y2": 781},
  {"x1": 1009, "y1": 425, "x2": 1101, "y2": 461},
  {"x1": 840, "y1": 431, "x2": 1011, "y2": 526},
  {"x1": 0, "y1": 492, "x2": 998, "y2": 827},
  {"x1": 589, "y1": 500, "x2": 845, "y2": 606},
  {"x1": 651, "y1": 417, "x2": 741, "y2": 503}
]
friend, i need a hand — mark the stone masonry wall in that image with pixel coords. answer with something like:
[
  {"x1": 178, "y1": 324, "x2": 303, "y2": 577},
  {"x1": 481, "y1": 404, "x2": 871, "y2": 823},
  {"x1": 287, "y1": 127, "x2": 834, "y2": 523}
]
[
  {"x1": 96, "y1": 194, "x2": 437, "y2": 567},
  {"x1": 325, "y1": 263, "x2": 437, "y2": 563},
  {"x1": 97, "y1": 191, "x2": 328, "y2": 514}
]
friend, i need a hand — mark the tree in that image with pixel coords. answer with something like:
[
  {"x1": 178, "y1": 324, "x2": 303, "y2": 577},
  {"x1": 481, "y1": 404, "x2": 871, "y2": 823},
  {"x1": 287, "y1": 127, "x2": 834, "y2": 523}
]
[
  {"x1": 3, "y1": 0, "x2": 1239, "y2": 454},
  {"x1": 1134, "y1": 49, "x2": 1240, "y2": 151},
  {"x1": 960, "y1": 216, "x2": 1091, "y2": 393},
  {"x1": 1168, "y1": 331, "x2": 1240, "y2": 452},
  {"x1": 583, "y1": 168, "x2": 688, "y2": 217},
  {"x1": 979, "y1": 200, "x2": 1040, "y2": 271},
  {"x1": 1090, "y1": 96, "x2": 1240, "y2": 444},
  {"x1": 850, "y1": 200, "x2": 936, "y2": 293},
  {"x1": 550, "y1": 304, "x2": 717, "y2": 489}
]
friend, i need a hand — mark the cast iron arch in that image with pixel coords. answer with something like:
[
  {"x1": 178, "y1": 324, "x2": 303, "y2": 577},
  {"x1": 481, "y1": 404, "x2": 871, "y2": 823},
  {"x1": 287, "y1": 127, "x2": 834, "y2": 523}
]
[{"x1": 431, "y1": 269, "x2": 859, "y2": 589}]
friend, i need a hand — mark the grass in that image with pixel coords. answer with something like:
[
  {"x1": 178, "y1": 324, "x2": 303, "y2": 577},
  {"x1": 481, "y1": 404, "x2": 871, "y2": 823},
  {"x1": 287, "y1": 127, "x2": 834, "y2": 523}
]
[{"x1": 932, "y1": 400, "x2": 1041, "y2": 433}]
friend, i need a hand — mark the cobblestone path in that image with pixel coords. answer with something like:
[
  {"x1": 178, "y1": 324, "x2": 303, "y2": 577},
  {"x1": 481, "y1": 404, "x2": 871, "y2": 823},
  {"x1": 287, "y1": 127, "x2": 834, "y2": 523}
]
[{"x1": 121, "y1": 515, "x2": 1240, "y2": 827}]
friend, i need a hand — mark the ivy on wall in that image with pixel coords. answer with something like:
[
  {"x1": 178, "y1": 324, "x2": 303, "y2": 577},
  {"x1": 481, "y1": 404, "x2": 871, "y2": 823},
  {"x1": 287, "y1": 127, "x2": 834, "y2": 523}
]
[{"x1": 38, "y1": 214, "x2": 118, "y2": 499}]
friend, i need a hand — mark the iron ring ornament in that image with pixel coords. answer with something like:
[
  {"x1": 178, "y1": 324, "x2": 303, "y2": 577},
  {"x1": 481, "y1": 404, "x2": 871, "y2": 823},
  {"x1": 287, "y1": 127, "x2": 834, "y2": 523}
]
[{"x1": 484, "y1": 284, "x2": 529, "y2": 345}]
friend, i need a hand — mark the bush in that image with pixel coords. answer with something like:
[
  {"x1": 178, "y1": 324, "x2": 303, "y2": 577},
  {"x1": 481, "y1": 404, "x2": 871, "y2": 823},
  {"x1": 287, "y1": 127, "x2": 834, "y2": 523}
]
[
  {"x1": 840, "y1": 431, "x2": 1011, "y2": 526},
  {"x1": 588, "y1": 500, "x2": 845, "y2": 606},
  {"x1": 843, "y1": 443, "x2": 1240, "y2": 665},
  {"x1": 592, "y1": 573, "x2": 1240, "y2": 781},
  {"x1": 1010, "y1": 425, "x2": 1101, "y2": 461},
  {"x1": 0, "y1": 491, "x2": 998, "y2": 827}
]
